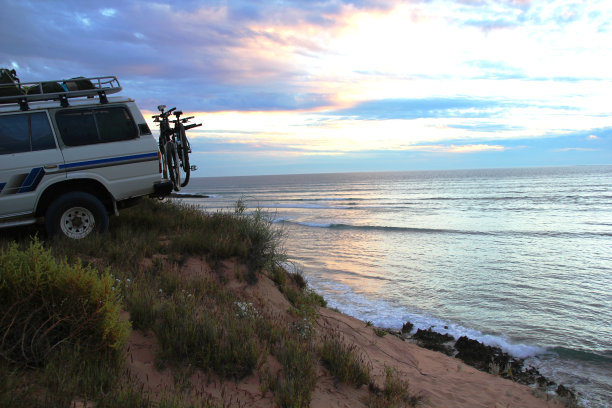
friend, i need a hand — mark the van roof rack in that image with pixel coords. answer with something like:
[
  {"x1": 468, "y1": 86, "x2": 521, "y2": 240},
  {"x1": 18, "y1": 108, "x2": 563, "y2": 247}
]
[{"x1": 0, "y1": 75, "x2": 122, "y2": 111}]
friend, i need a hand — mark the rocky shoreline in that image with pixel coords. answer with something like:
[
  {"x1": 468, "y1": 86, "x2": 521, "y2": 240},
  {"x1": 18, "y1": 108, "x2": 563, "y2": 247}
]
[{"x1": 383, "y1": 322, "x2": 578, "y2": 403}]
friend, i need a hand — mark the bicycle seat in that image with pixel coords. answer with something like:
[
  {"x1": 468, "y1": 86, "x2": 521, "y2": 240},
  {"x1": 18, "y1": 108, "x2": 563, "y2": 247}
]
[{"x1": 173, "y1": 110, "x2": 183, "y2": 117}]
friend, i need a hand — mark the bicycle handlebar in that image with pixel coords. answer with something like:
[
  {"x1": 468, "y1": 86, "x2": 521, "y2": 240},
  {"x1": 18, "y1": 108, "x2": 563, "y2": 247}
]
[
  {"x1": 163, "y1": 107, "x2": 177, "y2": 118},
  {"x1": 153, "y1": 107, "x2": 176, "y2": 120},
  {"x1": 184, "y1": 123, "x2": 202, "y2": 130}
]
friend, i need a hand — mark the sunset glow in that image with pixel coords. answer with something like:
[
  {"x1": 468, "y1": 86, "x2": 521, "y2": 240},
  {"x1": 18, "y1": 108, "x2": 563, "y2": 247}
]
[{"x1": 2, "y1": 0, "x2": 611, "y2": 175}]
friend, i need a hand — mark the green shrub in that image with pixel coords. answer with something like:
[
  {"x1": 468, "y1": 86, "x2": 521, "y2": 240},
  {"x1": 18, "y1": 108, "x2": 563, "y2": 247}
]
[
  {"x1": 319, "y1": 334, "x2": 371, "y2": 387},
  {"x1": 234, "y1": 202, "x2": 287, "y2": 282},
  {"x1": 0, "y1": 239, "x2": 129, "y2": 366},
  {"x1": 373, "y1": 328, "x2": 388, "y2": 337},
  {"x1": 270, "y1": 265, "x2": 288, "y2": 287},
  {"x1": 290, "y1": 270, "x2": 307, "y2": 289}
]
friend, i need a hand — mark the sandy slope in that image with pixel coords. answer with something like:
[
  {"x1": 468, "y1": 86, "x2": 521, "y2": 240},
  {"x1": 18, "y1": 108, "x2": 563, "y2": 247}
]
[{"x1": 125, "y1": 256, "x2": 562, "y2": 407}]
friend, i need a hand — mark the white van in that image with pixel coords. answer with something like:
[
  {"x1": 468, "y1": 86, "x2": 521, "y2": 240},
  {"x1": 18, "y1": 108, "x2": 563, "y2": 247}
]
[{"x1": 0, "y1": 74, "x2": 172, "y2": 239}]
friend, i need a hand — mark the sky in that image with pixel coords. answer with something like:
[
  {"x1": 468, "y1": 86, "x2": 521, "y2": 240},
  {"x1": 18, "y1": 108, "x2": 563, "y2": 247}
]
[{"x1": 1, "y1": 0, "x2": 611, "y2": 176}]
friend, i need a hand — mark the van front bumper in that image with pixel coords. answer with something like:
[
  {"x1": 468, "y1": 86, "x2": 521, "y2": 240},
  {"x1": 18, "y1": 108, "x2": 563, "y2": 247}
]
[{"x1": 153, "y1": 180, "x2": 173, "y2": 197}]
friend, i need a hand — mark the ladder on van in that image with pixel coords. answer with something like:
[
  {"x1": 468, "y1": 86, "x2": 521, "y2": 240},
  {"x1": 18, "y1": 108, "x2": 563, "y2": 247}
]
[{"x1": 0, "y1": 75, "x2": 122, "y2": 111}]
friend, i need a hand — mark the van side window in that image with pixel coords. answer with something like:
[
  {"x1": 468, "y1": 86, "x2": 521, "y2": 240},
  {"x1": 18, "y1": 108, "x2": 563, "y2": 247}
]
[
  {"x1": 56, "y1": 110, "x2": 98, "y2": 146},
  {"x1": 0, "y1": 112, "x2": 56, "y2": 155},
  {"x1": 56, "y1": 106, "x2": 138, "y2": 147}
]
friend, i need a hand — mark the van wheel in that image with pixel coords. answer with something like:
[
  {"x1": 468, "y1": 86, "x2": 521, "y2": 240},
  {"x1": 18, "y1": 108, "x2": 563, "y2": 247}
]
[{"x1": 45, "y1": 192, "x2": 109, "y2": 239}]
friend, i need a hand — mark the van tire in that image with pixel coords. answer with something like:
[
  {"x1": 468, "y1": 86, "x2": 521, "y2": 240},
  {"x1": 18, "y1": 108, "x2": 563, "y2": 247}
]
[{"x1": 45, "y1": 192, "x2": 109, "y2": 239}]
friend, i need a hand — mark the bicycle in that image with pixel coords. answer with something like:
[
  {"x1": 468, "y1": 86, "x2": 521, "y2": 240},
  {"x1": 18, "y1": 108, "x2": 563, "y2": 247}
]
[
  {"x1": 152, "y1": 105, "x2": 200, "y2": 191},
  {"x1": 153, "y1": 105, "x2": 180, "y2": 190},
  {"x1": 171, "y1": 110, "x2": 201, "y2": 188}
]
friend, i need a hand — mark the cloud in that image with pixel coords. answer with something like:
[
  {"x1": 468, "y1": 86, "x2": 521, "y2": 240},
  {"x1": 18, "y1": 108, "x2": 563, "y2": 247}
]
[
  {"x1": 2, "y1": 0, "x2": 611, "y2": 175},
  {"x1": 554, "y1": 147, "x2": 598, "y2": 152},
  {"x1": 327, "y1": 97, "x2": 506, "y2": 120},
  {"x1": 404, "y1": 144, "x2": 507, "y2": 153},
  {"x1": 100, "y1": 8, "x2": 117, "y2": 17}
]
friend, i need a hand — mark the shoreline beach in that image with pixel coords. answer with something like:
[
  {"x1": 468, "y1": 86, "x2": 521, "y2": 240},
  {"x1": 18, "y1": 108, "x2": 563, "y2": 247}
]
[{"x1": 126, "y1": 255, "x2": 570, "y2": 407}]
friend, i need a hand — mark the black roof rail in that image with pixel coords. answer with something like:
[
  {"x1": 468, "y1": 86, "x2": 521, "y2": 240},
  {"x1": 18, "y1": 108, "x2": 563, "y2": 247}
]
[{"x1": 0, "y1": 75, "x2": 122, "y2": 111}]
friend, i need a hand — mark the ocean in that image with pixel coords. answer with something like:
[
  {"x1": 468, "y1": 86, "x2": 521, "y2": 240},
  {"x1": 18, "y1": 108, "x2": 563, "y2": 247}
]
[{"x1": 178, "y1": 166, "x2": 612, "y2": 407}]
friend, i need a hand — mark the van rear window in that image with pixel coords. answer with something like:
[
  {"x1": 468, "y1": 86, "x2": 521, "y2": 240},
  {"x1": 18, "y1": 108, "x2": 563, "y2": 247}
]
[{"x1": 56, "y1": 106, "x2": 138, "y2": 146}]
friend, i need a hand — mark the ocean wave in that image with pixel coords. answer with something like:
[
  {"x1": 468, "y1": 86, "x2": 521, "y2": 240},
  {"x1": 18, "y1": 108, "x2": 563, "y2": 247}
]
[
  {"x1": 278, "y1": 219, "x2": 612, "y2": 238},
  {"x1": 313, "y1": 279, "x2": 545, "y2": 359},
  {"x1": 272, "y1": 203, "x2": 354, "y2": 210},
  {"x1": 278, "y1": 220, "x2": 493, "y2": 236},
  {"x1": 283, "y1": 197, "x2": 366, "y2": 202},
  {"x1": 415, "y1": 194, "x2": 611, "y2": 202}
]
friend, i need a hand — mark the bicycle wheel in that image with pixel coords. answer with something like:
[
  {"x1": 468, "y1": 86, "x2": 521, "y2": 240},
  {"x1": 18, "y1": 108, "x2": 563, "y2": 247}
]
[
  {"x1": 165, "y1": 141, "x2": 181, "y2": 191},
  {"x1": 158, "y1": 139, "x2": 169, "y2": 179},
  {"x1": 179, "y1": 128, "x2": 190, "y2": 187}
]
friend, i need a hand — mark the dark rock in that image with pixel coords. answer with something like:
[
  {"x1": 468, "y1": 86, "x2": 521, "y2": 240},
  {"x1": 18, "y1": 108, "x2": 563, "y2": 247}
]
[
  {"x1": 536, "y1": 375, "x2": 555, "y2": 388},
  {"x1": 511, "y1": 365, "x2": 547, "y2": 386},
  {"x1": 454, "y1": 336, "x2": 510, "y2": 373},
  {"x1": 438, "y1": 336, "x2": 573, "y2": 396},
  {"x1": 412, "y1": 328, "x2": 454, "y2": 355},
  {"x1": 556, "y1": 384, "x2": 576, "y2": 400},
  {"x1": 401, "y1": 321, "x2": 414, "y2": 334},
  {"x1": 536, "y1": 376, "x2": 549, "y2": 387}
]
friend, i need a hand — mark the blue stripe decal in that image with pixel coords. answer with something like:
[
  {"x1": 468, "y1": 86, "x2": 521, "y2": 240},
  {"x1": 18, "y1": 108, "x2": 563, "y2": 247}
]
[
  {"x1": 60, "y1": 152, "x2": 158, "y2": 170},
  {"x1": 0, "y1": 183, "x2": 5, "y2": 193},
  {"x1": 17, "y1": 167, "x2": 45, "y2": 193}
]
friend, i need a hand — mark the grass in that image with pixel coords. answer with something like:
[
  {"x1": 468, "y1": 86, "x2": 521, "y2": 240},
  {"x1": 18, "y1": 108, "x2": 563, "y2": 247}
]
[
  {"x1": 365, "y1": 366, "x2": 422, "y2": 408},
  {"x1": 262, "y1": 334, "x2": 318, "y2": 408},
  {"x1": 373, "y1": 327, "x2": 388, "y2": 337},
  {"x1": 0, "y1": 197, "x2": 322, "y2": 407},
  {"x1": 0, "y1": 238, "x2": 129, "y2": 366},
  {"x1": 319, "y1": 333, "x2": 371, "y2": 387},
  {"x1": 0, "y1": 197, "x2": 428, "y2": 407},
  {"x1": 153, "y1": 288, "x2": 264, "y2": 379}
]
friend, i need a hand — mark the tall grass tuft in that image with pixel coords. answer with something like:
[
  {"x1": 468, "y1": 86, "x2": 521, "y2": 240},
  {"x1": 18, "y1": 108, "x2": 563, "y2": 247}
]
[
  {"x1": 319, "y1": 333, "x2": 371, "y2": 387},
  {"x1": 264, "y1": 335, "x2": 317, "y2": 408},
  {"x1": 234, "y1": 199, "x2": 287, "y2": 283},
  {"x1": 366, "y1": 366, "x2": 422, "y2": 408}
]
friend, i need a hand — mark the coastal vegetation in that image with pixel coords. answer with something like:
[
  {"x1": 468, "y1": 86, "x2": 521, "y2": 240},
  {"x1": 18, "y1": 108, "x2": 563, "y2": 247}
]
[{"x1": 0, "y1": 198, "x2": 421, "y2": 407}]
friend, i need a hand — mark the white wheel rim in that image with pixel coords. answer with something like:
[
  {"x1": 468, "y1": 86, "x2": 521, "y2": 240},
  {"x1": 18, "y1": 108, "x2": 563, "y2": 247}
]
[{"x1": 60, "y1": 206, "x2": 95, "y2": 239}]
